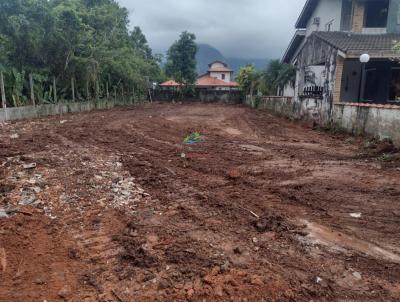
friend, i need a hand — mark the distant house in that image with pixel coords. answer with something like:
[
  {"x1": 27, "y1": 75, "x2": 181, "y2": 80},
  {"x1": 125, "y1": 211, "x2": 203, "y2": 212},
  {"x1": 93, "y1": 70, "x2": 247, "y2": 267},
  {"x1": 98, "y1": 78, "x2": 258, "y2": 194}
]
[
  {"x1": 196, "y1": 61, "x2": 239, "y2": 90},
  {"x1": 159, "y1": 80, "x2": 181, "y2": 90},
  {"x1": 159, "y1": 61, "x2": 239, "y2": 91}
]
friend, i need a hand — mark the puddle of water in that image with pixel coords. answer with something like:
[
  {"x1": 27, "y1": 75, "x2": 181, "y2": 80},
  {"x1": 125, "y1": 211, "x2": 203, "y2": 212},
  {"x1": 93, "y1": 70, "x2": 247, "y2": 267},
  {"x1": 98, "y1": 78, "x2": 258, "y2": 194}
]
[{"x1": 303, "y1": 220, "x2": 400, "y2": 263}]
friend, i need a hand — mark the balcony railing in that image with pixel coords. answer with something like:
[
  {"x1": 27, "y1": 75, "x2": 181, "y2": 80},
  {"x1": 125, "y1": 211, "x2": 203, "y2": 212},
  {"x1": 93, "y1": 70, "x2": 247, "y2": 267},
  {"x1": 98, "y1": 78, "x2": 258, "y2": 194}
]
[{"x1": 301, "y1": 86, "x2": 323, "y2": 99}]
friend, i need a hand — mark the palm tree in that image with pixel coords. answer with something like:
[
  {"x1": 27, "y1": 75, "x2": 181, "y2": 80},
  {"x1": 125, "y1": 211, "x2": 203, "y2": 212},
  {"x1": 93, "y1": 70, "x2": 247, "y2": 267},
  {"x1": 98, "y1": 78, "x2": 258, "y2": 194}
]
[{"x1": 262, "y1": 60, "x2": 296, "y2": 95}]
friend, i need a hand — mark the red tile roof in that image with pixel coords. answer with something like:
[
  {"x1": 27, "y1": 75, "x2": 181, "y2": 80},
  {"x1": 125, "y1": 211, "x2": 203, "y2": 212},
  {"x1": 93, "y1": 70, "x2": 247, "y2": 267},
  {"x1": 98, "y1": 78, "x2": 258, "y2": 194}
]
[
  {"x1": 159, "y1": 80, "x2": 181, "y2": 87},
  {"x1": 196, "y1": 75, "x2": 239, "y2": 87}
]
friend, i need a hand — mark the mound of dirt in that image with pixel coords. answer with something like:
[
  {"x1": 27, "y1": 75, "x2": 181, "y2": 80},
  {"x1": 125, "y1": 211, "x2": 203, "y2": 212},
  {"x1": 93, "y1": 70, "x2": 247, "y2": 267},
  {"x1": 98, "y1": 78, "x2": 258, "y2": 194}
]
[{"x1": 254, "y1": 212, "x2": 294, "y2": 234}]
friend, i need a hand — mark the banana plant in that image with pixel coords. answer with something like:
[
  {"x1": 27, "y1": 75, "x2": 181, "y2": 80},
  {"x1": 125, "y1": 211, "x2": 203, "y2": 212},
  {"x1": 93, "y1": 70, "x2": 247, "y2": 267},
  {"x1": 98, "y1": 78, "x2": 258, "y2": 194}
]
[{"x1": 10, "y1": 68, "x2": 27, "y2": 107}]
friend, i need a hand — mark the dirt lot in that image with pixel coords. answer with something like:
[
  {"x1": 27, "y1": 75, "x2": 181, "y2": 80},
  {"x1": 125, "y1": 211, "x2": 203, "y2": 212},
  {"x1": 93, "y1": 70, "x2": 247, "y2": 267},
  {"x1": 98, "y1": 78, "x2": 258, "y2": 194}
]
[{"x1": 0, "y1": 103, "x2": 400, "y2": 302}]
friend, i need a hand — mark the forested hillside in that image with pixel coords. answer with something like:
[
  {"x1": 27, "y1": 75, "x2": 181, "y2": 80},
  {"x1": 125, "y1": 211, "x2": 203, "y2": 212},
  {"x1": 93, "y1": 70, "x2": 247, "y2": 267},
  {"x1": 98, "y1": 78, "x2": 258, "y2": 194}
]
[
  {"x1": 196, "y1": 44, "x2": 269, "y2": 75},
  {"x1": 0, "y1": 0, "x2": 163, "y2": 106}
]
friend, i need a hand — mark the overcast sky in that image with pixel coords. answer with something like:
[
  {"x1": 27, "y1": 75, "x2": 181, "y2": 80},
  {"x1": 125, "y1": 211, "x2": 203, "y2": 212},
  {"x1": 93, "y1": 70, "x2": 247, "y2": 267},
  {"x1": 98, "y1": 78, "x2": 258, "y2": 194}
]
[{"x1": 116, "y1": 0, "x2": 306, "y2": 59}]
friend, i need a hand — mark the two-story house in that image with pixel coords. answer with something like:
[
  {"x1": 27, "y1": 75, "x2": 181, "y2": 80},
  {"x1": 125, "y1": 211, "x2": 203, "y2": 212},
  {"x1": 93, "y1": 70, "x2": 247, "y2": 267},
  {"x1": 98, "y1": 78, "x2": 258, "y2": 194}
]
[
  {"x1": 196, "y1": 61, "x2": 239, "y2": 90},
  {"x1": 282, "y1": 0, "x2": 400, "y2": 122},
  {"x1": 160, "y1": 61, "x2": 239, "y2": 91}
]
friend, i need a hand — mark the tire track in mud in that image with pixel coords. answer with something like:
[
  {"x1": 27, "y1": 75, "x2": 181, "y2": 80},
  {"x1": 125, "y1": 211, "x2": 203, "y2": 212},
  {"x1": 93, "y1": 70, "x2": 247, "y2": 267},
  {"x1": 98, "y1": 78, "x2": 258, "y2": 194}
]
[{"x1": 63, "y1": 206, "x2": 124, "y2": 300}]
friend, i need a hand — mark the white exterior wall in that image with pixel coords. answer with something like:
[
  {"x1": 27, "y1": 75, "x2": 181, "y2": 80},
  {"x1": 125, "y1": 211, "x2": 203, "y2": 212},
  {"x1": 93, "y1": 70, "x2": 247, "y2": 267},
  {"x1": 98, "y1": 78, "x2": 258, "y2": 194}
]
[
  {"x1": 210, "y1": 71, "x2": 231, "y2": 82},
  {"x1": 306, "y1": 65, "x2": 325, "y2": 87},
  {"x1": 305, "y1": 0, "x2": 343, "y2": 36},
  {"x1": 283, "y1": 83, "x2": 295, "y2": 97}
]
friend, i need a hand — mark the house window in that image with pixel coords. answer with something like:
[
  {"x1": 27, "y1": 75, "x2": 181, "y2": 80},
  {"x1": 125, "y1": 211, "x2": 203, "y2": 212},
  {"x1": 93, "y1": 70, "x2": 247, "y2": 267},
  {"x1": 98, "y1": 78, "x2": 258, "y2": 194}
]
[
  {"x1": 222, "y1": 74, "x2": 225, "y2": 80},
  {"x1": 364, "y1": 0, "x2": 389, "y2": 28}
]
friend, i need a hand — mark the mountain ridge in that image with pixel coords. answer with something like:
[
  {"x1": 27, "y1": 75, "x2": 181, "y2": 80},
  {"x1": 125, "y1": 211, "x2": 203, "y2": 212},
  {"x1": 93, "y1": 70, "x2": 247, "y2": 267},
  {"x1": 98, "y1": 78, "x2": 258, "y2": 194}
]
[{"x1": 196, "y1": 43, "x2": 269, "y2": 75}]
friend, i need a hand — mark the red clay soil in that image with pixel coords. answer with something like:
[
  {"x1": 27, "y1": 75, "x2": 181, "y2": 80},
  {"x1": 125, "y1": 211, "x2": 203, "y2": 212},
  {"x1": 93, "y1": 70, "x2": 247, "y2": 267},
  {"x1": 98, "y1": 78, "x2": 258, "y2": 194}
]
[{"x1": 1, "y1": 103, "x2": 400, "y2": 302}]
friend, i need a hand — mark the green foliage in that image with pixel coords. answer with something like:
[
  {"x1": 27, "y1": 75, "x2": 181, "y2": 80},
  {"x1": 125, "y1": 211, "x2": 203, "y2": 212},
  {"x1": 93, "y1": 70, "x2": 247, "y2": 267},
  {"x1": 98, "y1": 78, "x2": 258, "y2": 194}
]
[
  {"x1": 236, "y1": 65, "x2": 261, "y2": 95},
  {"x1": 0, "y1": 0, "x2": 163, "y2": 106},
  {"x1": 10, "y1": 68, "x2": 28, "y2": 107},
  {"x1": 130, "y1": 26, "x2": 153, "y2": 60},
  {"x1": 183, "y1": 132, "x2": 202, "y2": 144},
  {"x1": 165, "y1": 31, "x2": 198, "y2": 87},
  {"x1": 261, "y1": 59, "x2": 296, "y2": 95}
]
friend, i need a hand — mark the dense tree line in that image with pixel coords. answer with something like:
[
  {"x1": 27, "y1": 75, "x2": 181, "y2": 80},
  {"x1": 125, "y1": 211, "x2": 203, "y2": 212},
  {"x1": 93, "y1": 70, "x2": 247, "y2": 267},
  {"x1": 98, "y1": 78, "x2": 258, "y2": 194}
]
[{"x1": 0, "y1": 0, "x2": 164, "y2": 106}]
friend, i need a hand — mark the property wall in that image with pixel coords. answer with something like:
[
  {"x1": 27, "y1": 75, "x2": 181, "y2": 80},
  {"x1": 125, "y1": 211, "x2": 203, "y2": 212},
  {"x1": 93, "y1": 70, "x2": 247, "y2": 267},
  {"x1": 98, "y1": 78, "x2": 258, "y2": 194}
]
[
  {"x1": 153, "y1": 90, "x2": 243, "y2": 104},
  {"x1": 245, "y1": 96, "x2": 326, "y2": 124},
  {"x1": 0, "y1": 99, "x2": 136, "y2": 123},
  {"x1": 305, "y1": 0, "x2": 343, "y2": 36},
  {"x1": 246, "y1": 96, "x2": 400, "y2": 146},
  {"x1": 333, "y1": 103, "x2": 400, "y2": 145}
]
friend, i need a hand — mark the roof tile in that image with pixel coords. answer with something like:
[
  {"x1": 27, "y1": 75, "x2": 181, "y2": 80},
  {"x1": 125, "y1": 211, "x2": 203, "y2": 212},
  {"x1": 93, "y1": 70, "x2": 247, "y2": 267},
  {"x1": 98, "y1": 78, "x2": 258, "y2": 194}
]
[
  {"x1": 196, "y1": 75, "x2": 239, "y2": 87},
  {"x1": 312, "y1": 31, "x2": 400, "y2": 55}
]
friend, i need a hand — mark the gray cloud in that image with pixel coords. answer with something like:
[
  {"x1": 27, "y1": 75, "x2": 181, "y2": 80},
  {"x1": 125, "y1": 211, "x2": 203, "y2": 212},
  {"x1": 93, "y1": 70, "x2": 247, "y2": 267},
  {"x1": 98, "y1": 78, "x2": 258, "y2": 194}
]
[{"x1": 117, "y1": 0, "x2": 306, "y2": 59}]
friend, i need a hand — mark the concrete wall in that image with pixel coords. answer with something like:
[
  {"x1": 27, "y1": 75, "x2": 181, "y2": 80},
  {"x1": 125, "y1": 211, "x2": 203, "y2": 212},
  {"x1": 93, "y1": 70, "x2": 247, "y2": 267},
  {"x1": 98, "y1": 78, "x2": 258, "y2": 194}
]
[
  {"x1": 245, "y1": 96, "x2": 326, "y2": 124},
  {"x1": 154, "y1": 90, "x2": 243, "y2": 104},
  {"x1": 246, "y1": 96, "x2": 400, "y2": 147},
  {"x1": 0, "y1": 99, "x2": 135, "y2": 123},
  {"x1": 333, "y1": 103, "x2": 400, "y2": 145}
]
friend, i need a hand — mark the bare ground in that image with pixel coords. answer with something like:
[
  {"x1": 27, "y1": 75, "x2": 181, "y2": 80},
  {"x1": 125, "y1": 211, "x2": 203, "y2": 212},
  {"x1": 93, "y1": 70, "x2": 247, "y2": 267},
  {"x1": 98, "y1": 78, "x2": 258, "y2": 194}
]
[{"x1": 0, "y1": 103, "x2": 400, "y2": 302}]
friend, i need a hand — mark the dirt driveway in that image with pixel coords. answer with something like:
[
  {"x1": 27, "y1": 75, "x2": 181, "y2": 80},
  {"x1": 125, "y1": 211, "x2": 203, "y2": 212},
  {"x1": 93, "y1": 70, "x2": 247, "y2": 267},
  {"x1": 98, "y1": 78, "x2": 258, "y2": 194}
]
[{"x1": 0, "y1": 103, "x2": 400, "y2": 301}]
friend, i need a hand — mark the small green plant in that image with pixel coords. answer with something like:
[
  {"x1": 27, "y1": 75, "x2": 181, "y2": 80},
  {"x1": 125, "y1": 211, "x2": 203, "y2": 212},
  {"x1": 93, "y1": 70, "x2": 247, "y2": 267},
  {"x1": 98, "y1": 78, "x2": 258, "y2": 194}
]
[{"x1": 183, "y1": 132, "x2": 202, "y2": 144}]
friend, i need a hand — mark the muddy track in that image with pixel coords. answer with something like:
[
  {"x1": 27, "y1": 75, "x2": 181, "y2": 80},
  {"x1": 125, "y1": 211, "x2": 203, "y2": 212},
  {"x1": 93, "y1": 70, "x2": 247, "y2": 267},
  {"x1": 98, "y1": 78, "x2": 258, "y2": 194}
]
[{"x1": 0, "y1": 103, "x2": 400, "y2": 301}]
